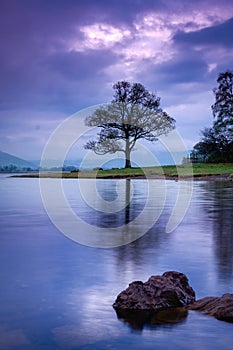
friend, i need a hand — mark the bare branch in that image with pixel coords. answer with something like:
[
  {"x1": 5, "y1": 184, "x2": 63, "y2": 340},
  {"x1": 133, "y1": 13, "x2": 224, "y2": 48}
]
[{"x1": 84, "y1": 81, "x2": 175, "y2": 167}]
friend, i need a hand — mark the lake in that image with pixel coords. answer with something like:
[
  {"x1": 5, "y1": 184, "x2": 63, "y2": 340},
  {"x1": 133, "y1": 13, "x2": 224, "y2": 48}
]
[{"x1": 0, "y1": 175, "x2": 232, "y2": 349}]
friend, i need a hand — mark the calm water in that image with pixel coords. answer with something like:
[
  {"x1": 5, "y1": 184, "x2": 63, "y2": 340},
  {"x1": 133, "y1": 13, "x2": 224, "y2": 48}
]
[{"x1": 0, "y1": 175, "x2": 232, "y2": 350}]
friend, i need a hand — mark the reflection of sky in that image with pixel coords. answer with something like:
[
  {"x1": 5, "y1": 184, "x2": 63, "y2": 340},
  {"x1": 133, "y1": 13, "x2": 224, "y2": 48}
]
[
  {"x1": 0, "y1": 327, "x2": 30, "y2": 349},
  {"x1": 0, "y1": 177, "x2": 232, "y2": 349},
  {"x1": 52, "y1": 285, "x2": 123, "y2": 348}
]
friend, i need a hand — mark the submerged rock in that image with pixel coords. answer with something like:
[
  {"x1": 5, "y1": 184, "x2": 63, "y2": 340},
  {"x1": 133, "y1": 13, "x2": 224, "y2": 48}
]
[
  {"x1": 188, "y1": 293, "x2": 233, "y2": 323},
  {"x1": 113, "y1": 272, "x2": 233, "y2": 327},
  {"x1": 113, "y1": 271, "x2": 196, "y2": 311}
]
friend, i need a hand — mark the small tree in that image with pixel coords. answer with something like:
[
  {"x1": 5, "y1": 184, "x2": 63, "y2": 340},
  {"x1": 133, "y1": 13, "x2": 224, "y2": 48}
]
[
  {"x1": 191, "y1": 71, "x2": 233, "y2": 163},
  {"x1": 84, "y1": 81, "x2": 175, "y2": 168},
  {"x1": 191, "y1": 127, "x2": 232, "y2": 163},
  {"x1": 212, "y1": 70, "x2": 233, "y2": 142}
]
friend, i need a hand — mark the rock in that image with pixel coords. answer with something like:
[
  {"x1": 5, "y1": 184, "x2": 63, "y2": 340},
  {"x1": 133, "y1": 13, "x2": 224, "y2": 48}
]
[
  {"x1": 113, "y1": 272, "x2": 233, "y2": 328},
  {"x1": 113, "y1": 271, "x2": 196, "y2": 311},
  {"x1": 188, "y1": 293, "x2": 233, "y2": 322}
]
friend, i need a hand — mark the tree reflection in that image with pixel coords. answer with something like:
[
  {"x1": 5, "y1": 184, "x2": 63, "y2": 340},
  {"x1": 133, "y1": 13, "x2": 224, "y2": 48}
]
[
  {"x1": 112, "y1": 180, "x2": 173, "y2": 272},
  {"x1": 201, "y1": 181, "x2": 233, "y2": 279},
  {"x1": 125, "y1": 179, "x2": 131, "y2": 224},
  {"x1": 81, "y1": 179, "x2": 144, "y2": 228}
]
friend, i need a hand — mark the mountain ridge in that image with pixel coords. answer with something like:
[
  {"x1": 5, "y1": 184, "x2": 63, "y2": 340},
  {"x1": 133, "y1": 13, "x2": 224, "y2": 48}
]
[{"x1": 0, "y1": 150, "x2": 37, "y2": 169}]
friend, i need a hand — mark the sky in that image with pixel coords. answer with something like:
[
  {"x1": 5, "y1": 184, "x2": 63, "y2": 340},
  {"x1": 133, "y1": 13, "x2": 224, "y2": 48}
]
[{"x1": 0, "y1": 0, "x2": 233, "y2": 163}]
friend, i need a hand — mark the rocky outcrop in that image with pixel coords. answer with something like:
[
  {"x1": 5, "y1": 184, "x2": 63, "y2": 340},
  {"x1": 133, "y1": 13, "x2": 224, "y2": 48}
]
[
  {"x1": 113, "y1": 271, "x2": 196, "y2": 311},
  {"x1": 113, "y1": 272, "x2": 233, "y2": 328},
  {"x1": 188, "y1": 293, "x2": 233, "y2": 322}
]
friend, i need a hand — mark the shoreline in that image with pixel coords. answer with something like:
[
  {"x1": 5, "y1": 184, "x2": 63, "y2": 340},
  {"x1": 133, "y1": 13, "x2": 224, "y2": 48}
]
[
  {"x1": 7, "y1": 163, "x2": 233, "y2": 181},
  {"x1": 9, "y1": 172, "x2": 233, "y2": 181}
]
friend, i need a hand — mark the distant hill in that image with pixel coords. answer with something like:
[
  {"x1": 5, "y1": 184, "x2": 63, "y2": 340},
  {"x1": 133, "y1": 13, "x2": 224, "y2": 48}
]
[{"x1": 0, "y1": 151, "x2": 37, "y2": 171}]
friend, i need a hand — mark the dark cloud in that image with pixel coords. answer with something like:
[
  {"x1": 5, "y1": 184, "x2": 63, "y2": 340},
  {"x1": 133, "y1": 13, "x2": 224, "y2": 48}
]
[
  {"x1": 0, "y1": 0, "x2": 233, "y2": 159},
  {"x1": 0, "y1": 0, "x2": 129, "y2": 112},
  {"x1": 155, "y1": 57, "x2": 208, "y2": 84},
  {"x1": 174, "y1": 17, "x2": 233, "y2": 47},
  {"x1": 0, "y1": 0, "x2": 158, "y2": 34},
  {"x1": 0, "y1": 3, "x2": 118, "y2": 112},
  {"x1": 1, "y1": 1, "x2": 231, "y2": 100},
  {"x1": 46, "y1": 49, "x2": 118, "y2": 80}
]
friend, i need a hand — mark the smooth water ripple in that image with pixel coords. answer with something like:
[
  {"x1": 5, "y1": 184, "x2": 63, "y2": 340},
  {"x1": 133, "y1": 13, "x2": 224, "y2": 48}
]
[{"x1": 0, "y1": 176, "x2": 232, "y2": 349}]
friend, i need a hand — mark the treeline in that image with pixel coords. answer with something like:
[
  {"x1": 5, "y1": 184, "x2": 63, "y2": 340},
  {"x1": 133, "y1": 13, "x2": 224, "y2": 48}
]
[
  {"x1": 0, "y1": 164, "x2": 36, "y2": 172},
  {"x1": 0, "y1": 165, "x2": 78, "y2": 173}
]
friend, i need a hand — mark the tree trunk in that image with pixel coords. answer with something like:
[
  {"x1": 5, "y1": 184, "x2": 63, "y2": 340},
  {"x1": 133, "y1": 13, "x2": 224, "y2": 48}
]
[{"x1": 125, "y1": 138, "x2": 131, "y2": 168}]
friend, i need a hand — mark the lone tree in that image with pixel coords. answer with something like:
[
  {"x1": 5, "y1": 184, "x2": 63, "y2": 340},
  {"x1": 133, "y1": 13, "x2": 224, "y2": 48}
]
[{"x1": 84, "y1": 81, "x2": 175, "y2": 168}]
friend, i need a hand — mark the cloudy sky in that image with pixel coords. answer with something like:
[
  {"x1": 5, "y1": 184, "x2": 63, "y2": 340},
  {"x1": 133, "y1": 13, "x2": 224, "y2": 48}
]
[{"x1": 0, "y1": 0, "x2": 233, "y2": 162}]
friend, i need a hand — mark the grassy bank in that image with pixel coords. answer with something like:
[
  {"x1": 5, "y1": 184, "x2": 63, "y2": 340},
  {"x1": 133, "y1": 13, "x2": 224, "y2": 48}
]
[{"x1": 11, "y1": 163, "x2": 233, "y2": 179}]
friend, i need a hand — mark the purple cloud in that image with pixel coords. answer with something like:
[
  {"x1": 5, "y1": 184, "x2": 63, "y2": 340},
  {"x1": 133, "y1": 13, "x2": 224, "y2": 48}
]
[{"x1": 0, "y1": 0, "x2": 232, "y2": 160}]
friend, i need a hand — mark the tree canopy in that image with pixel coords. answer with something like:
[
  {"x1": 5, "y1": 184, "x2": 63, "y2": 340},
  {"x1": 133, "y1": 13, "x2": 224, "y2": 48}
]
[
  {"x1": 190, "y1": 127, "x2": 232, "y2": 163},
  {"x1": 191, "y1": 71, "x2": 233, "y2": 163},
  {"x1": 212, "y1": 70, "x2": 233, "y2": 143},
  {"x1": 84, "y1": 81, "x2": 175, "y2": 168}
]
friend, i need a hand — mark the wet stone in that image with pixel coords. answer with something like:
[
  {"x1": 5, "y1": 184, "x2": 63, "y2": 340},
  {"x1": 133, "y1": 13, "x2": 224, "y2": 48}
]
[{"x1": 113, "y1": 271, "x2": 196, "y2": 311}]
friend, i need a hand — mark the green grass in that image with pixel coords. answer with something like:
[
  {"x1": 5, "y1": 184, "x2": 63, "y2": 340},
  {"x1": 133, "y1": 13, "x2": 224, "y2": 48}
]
[
  {"x1": 185, "y1": 163, "x2": 233, "y2": 176},
  {"x1": 19, "y1": 163, "x2": 233, "y2": 179},
  {"x1": 92, "y1": 163, "x2": 233, "y2": 178}
]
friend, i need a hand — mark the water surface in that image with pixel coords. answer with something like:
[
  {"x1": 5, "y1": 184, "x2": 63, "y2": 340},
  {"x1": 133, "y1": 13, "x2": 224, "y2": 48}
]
[{"x1": 0, "y1": 176, "x2": 232, "y2": 349}]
